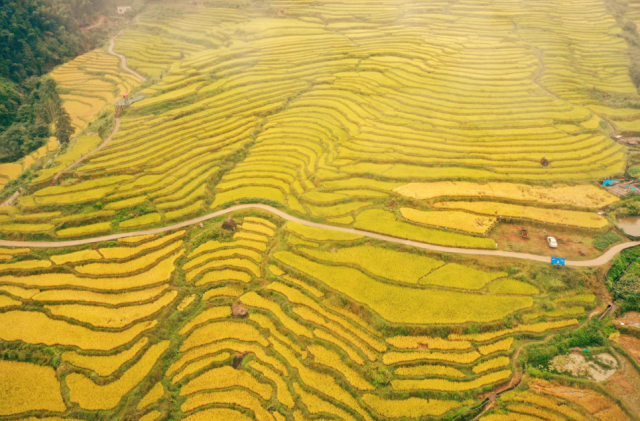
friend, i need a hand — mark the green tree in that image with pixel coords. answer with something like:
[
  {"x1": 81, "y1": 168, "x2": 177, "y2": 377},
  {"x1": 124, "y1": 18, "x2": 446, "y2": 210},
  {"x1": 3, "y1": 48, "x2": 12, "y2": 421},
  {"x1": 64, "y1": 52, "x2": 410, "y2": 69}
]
[{"x1": 55, "y1": 109, "x2": 74, "y2": 144}]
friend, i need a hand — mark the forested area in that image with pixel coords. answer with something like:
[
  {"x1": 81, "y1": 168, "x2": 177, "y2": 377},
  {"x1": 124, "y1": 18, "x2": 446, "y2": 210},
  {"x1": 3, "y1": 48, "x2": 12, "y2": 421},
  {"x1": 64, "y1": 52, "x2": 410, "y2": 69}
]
[{"x1": 0, "y1": 0, "x2": 107, "y2": 162}]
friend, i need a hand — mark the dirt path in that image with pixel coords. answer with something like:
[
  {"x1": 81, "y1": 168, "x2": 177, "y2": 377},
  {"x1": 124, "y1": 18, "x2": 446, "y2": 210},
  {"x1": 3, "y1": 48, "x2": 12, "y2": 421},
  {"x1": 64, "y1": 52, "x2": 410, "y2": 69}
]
[
  {"x1": 0, "y1": 203, "x2": 638, "y2": 264},
  {"x1": 49, "y1": 29, "x2": 145, "y2": 185},
  {"x1": 50, "y1": 118, "x2": 121, "y2": 185},
  {"x1": 108, "y1": 30, "x2": 146, "y2": 82},
  {"x1": 84, "y1": 15, "x2": 106, "y2": 31},
  {"x1": 0, "y1": 189, "x2": 21, "y2": 207}
]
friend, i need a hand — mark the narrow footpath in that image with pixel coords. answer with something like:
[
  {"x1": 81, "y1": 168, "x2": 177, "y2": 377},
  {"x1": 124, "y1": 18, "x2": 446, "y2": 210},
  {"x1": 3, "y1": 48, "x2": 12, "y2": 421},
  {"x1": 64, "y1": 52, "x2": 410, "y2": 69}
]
[{"x1": 0, "y1": 203, "x2": 638, "y2": 268}]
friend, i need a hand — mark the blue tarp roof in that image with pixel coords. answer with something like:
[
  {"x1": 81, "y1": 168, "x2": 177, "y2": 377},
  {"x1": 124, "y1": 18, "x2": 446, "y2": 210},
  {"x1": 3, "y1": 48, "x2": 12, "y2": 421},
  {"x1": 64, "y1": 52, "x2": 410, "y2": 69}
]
[{"x1": 602, "y1": 179, "x2": 620, "y2": 186}]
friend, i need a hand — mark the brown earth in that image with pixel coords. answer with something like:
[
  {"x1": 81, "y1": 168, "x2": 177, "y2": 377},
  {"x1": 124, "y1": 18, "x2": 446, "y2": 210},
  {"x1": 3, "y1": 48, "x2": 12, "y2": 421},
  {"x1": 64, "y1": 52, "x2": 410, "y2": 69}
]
[
  {"x1": 615, "y1": 335, "x2": 640, "y2": 364},
  {"x1": 530, "y1": 378, "x2": 631, "y2": 421},
  {"x1": 615, "y1": 312, "x2": 640, "y2": 330},
  {"x1": 605, "y1": 354, "x2": 640, "y2": 418},
  {"x1": 490, "y1": 224, "x2": 614, "y2": 260}
]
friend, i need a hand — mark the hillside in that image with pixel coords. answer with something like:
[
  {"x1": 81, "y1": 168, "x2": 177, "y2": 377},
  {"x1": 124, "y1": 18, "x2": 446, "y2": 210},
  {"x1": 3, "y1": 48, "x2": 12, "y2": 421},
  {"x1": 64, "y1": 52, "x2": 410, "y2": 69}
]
[{"x1": 1, "y1": 0, "x2": 640, "y2": 420}]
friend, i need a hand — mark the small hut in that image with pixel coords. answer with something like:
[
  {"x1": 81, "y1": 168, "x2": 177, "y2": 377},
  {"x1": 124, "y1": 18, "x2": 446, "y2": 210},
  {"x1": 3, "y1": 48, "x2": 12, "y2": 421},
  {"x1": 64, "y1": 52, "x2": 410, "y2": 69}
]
[{"x1": 222, "y1": 214, "x2": 237, "y2": 232}]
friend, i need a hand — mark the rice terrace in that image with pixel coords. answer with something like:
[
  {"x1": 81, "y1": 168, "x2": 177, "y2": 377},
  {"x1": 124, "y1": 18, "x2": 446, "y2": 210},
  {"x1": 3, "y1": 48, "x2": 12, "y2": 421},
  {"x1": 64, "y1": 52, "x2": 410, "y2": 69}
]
[{"x1": 4, "y1": 0, "x2": 640, "y2": 419}]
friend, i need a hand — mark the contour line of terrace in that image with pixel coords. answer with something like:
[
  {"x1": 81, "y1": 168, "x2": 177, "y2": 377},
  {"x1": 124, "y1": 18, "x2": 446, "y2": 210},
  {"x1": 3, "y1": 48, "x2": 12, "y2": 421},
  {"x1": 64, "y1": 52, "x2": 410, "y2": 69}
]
[{"x1": 0, "y1": 203, "x2": 637, "y2": 267}]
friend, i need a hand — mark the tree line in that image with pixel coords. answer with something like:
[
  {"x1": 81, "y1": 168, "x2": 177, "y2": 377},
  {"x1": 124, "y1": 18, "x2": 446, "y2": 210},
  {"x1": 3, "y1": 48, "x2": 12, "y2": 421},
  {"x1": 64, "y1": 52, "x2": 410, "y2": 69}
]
[{"x1": 0, "y1": 0, "x2": 107, "y2": 163}]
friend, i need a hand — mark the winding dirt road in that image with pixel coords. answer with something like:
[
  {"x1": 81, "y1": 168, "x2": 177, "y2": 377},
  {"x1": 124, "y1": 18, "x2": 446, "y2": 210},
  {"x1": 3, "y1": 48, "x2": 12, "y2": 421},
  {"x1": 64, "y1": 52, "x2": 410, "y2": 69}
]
[
  {"x1": 0, "y1": 203, "x2": 638, "y2": 267},
  {"x1": 108, "y1": 30, "x2": 146, "y2": 82},
  {"x1": 50, "y1": 29, "x2": 146, "y2": 185}
]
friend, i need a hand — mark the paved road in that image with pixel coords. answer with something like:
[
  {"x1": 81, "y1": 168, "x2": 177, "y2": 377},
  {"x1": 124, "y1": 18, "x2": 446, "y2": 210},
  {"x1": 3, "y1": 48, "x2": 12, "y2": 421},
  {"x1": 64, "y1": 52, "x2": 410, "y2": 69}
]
[{"x1": 0, "y1": 203, "x2": 638, "y2": 267}]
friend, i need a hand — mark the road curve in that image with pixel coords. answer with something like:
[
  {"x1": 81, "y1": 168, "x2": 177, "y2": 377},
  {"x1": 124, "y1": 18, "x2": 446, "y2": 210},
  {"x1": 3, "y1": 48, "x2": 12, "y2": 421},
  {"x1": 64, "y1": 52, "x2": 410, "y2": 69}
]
[
  {"x1": 108, "y1": 31, "x2": 146, "y2": 82},
  {"x1": 0, "y1": 203, "x2": 638, "y2": 266}
]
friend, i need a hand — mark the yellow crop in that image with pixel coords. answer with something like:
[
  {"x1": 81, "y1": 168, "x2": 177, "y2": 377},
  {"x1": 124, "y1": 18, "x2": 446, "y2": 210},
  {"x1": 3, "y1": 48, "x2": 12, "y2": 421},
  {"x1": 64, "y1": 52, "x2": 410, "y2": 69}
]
[
  {"x1": 286, "y1": 221, "x2": 363, "y2": 241},
  {"x1": 354, "y1": 209, "x2": 497, "y2": 249},
  {"x1": 0, "y1": 295, "x2": 21, "y2": 308},
  {"x1": 268, "y1": 281, "x2": 384, "y2": 352},
  {"x1": 203, "y1": 286, "x2": 244, "y2": 300},
  {"x1": 46, "y1": 290, "x2": 178, "y2": 328},
  {"x1": 118, "y1": 234, "x2": 155, "y2": 244},
  {"x1": 186, "y1": 257, "x2": 260, "y2": 281},
  {"x1": 181, "y1": 390, "x2": 275, "y2": 420},
  {"x1": 120, "y1": 213, "x2": 161, "y2": 228},
  {"x1": 308, "y1": 344, "x2": 374, "y2": 390},
  {"x1": 57, "y1": 222, "x2": 111, "y2": 238},
  {"x1": 394, "y1": 182, "x2": 618, "y2": 209},
  {"x1": 434, "y1": 201, "x2": 608, "y2": 229},
  {"x1": 250, "y1": 313, "x2": 304, "y2": 360},
  {"x1": 293, "y1": 383, "x2": 358, "y2": 421},
  {"x1": 0, "y1": 310, "x2": 156, "y2": 350},
  {"x1": 171, "y1": 353, "x2": 230, "y2": 384},
  {"x1": 283, "y1": 274, "x2": 325, "y2": 298},
  {"x1": 248, "y1": 360, "x2": 295, "y2": 408},
  {"x1": 473, "y1": 356, "x2": 511, "y2": 374},
  {"x1": 501, "y1": 391, "x2": 590, "y2": 421},
  {"x1": 392, "y1": 369, "x2": 512, "y2": 391},
  {"x1": 387, "y1": 336, "x2": 471, "y2": 350},
  {"x1": 0, "y1": 251, "x2": 182, "y2": 290},
  {"x1": 0, "y1": 247, "x2": 29, "y2": 255},
  {"x1": 75, "y1": 241, "x2": 182, "y2": 275},
  {"x1": 0, "y1": 285, "x2": 39, "y2": 299},
  {"x1": 177, "y1": 294, "x2": 196, "y2": 311},
  {"x1": 51, "y1": 249, "x2": 103, "y2": 265},
  {"x1": 211, "y1": 185, "x2": 286, "y2": 208},
  {"x1": 170, "y1": 340, "x2": 285, "y2": 377},
  {"x1": 481, "y1": 414, "x2": 546, "y2": 421},
  {"x1": 0, "y1": 259, "x2": 51, "y2": 272},
  {"x1": 505, "y1": 403, "x2": 567, "y2": 421},
  {"x1": 181, "y1": 320, "x2": 270, "y2": 351},
  {"x1": 182, "y1": 408, "x2": 253, "y2": 421},
  {"x1": 195, "y1": 269, "x2": 253, "y2": 285},
  {"x1": 421, "y1": 263, "x2": 506, "y2": 290},
  {"x1": 244, "y1": 216, "x2": 277, "y2": 229},
  {"x1": 295, "y1": 306, "x2": 376, "y2": 361},
  {"x1": 242, "y1": 222, "x2": 275, "y2": 236},
  {"x1": 478, "y1": 338, "x2": 514, "y2": 355},
  {"x1": 383, "y1": 350, "x2": 481, "y2": 365},
  {"x1": 105, "y1": 197, "x2": 147, "y2": 210},
  {"x1": 0, "y1": 360, "x2": 66, "y2": 415},
  {"x1": 275, "y1": 252, "x2": 532, "y2": 324},
  {"x1": 448, "y1": 319, "x2": 579, "y2": 342},
  {"x1": 488, "y1": 278, "x2": 540, "y2": 295},
  {"x1": 313, "y1": 328, "x2": 364, "y2": 365},
  {"x1": 184, "y1": 247, "x2": 261, "y2": 271},
  {"x1": 68, "y1": 341, "x2": 169, "y2": 410},
  {"x1": 298, "y1": 245, "x2": 442, "y2": 284},
  {"x1": 63, "y1": 337, "x2": 149, "y2": 376},
  {"x1": 556, "y1": 294, "x2": 596, "y2": 304},
  {"x1": 139, "y1": 410, "x2": 162, "y2": 421},
  {"x1": 362, "y1": 394, "x2": 465, "y2": 418},
  {"x1": 401, "y1": 208, "x2": 496, "y2": 234},
  {"x1": 0, "y1": 223, "x2": 54, "y2": 233},
  {"x1": 35, "y1": 176, "x2": 132, "y2": 197},
  {"x1": 34, "y1": 286, "x2": 168, "y2": 307},
  {"x1": 240, "y1": 291, "x2": 313, "y2": 337},
  {"x1": 179, "y1": 306, "x2": 231, "y2": 335},
  {"x1": 234, "y1": 231, "x2": 269, "y2": 242},
  {"x1": 395, "y1": 364, "x2": 465, "y2": 378},
  {"x1": 180, "y1": 366, "x2": 272, "y2": 400},
  {"x1": 37, "y1": 186, "x2": 117, "y2": 205}
]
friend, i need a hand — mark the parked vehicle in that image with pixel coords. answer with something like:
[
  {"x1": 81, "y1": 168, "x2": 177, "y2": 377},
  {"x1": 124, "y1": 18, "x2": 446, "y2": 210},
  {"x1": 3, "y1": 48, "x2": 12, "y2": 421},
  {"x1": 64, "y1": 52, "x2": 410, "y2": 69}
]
[{"x1": 547, "y1": 236, "x2": 558, "y2": 248}]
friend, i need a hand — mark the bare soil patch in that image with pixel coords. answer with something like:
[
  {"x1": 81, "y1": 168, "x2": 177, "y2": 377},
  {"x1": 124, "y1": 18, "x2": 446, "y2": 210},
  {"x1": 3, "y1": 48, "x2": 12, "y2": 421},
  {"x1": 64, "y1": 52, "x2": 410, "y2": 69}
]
[
  {"x1": 550, "y1": 352, "x2": 618, "y2": 381},
  {"x1": 490, "y1": 223, "x2": 603, "y2": 260}
]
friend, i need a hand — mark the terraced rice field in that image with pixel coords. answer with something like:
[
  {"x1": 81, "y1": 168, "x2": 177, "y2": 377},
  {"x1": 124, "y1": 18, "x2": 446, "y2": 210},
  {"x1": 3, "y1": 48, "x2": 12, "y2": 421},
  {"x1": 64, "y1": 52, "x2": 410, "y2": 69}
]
[
  {"x1": 0, "y1": 213, "x2": 608, "y2": 419},
  {"x1": 51, "y1": 49, "x2": 141, "y2": 131},
  {"x1": 0, "y1": 0, "x2": 638, "y2": 419},
  {"x1": 0, "y1": 0, "x2": 632, "y2": 246}
]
